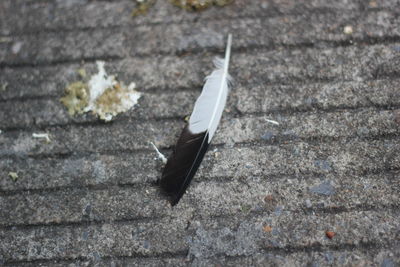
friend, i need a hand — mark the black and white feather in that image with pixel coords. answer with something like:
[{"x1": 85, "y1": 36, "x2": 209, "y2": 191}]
[{"x1": 159, "y1": 34, "x2": 232, "y2": 205}]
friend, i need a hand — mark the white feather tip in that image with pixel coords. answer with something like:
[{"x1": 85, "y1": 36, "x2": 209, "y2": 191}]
[{"x1": 188, "y1": 34, "x2": 233, "y2": 141}]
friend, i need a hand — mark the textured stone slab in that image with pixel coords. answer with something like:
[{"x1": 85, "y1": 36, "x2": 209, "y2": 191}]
[
  {"x1": 1, "y1": 10, "x2": 399, "y2": 66},
  {"x1": 1, "y1": 138, "x2": 399, "y2": 193},
  {"x1": 0, "y1": 218, "x2": 189, "y2": 263},
  {"x1": 0, "y1": 209, "x2": 398, "y2": 264},
  {"x1": 1, "y1": 170, "x2": 398, "y2": 227},
  {"x1": 1, "y1": 43, "x2": 399, "y2": 103},
  {"x1": 0, "y1": 0, "x2": 388, "y2": 35},
  {"x1": 1, "y1": 0, "x2": 399, "y2": 265}
]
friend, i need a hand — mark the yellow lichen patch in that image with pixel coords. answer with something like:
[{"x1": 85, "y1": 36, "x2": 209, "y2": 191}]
[
  {"x1": 263, "y1": 225, "x2": 272, "y2": 233},
  {"x1": 94, "y1": 82, "x2": 141, "y2": 121},
  {"x1": 1, "y1": 82, "x2": 8, "y2": 91},
  {"x1": 61, "y1": 61, "x2": 141, "y2": 122},
  {"x1": 132, "y1": 0, "x2": 156, "y2": 16},
  {"x1": 96, "y1": 84, "x2": 124, "y2": 113},
  {"x1": 132, "y1": 0, "x2": 233, "y2": 15},
  {"x1": 9, "y1": 172, "x2": 18, "y2": 181},
  {"x1": 77, "y1": 68, "x2": 87, "y2": 79},
  {"x1": 171, "y1": 0, "x2": 233, "y2": 11},
  {"x1": 60, "y1": 81, "x2": 89, "y2": 116}
]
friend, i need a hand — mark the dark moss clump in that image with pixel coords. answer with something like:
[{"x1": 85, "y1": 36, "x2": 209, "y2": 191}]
[
  {"x1": 171, "y1": 0, "x2": 233, "y2": 11},
  {"x1": 132, "y1": 0, "x2": 156, "y2": 16},
  {"x1": 132, "y1": 0, "x2": 233, "y2": 16}
]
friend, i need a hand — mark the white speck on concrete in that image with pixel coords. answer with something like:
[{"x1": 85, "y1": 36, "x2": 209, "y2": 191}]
[
  {"x1": 344, "y1": 26, "x2": 353, "y2": 35},
  {"x1": 85, "y1": 61, "x2": 117, "y2": 112},
  {"x1": 150, "y1": 142, "x2": 167, "y2": 164},
  {"x1": 265, "y1": 118, "x2": 279, "y2": 126},
  {"x1": 11, "y1": 42, "x2": 23, "y2": 54},
  {"x1": 32, "y1": 133, "x2": 51, "y2": 143}
]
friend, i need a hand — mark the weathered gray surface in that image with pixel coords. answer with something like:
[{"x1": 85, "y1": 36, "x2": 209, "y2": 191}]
[{"x1": 1, "y1": 0, "x2": 400, "y2": 266}]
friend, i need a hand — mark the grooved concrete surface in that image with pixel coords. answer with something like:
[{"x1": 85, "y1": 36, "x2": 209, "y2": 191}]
[{"x1": 1, "y1": 0, "x2": 400, "y2": 266}]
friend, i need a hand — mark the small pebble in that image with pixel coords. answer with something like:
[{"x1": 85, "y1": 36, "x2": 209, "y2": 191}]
[
  {"x1": 263, "y1": 225, "x2": 272, "y2": 232},
  {"x1": 344, "y1": 26, "x2": 353, "y2": 35},
  {"x1": 8, "y1": 172, "x2": 18, "y2": 181},
  {"x1": 1, "y1": 82, "x2": 8, "y2": 91},
  {"x1": 11, "y1": 42, "x2": 23, "y2": 54},
  {"x1": 326, "y1": 231, "x2": 335, "y2": 239}
]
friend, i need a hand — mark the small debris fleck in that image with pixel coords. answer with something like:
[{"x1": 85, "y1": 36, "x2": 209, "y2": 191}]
[
  {"x1": 32, "y1": 133, "x2": 51, "y2": 143},
  {"x1": 343, "y1": 25, "x2": 353, "y2": 35},
  {"x1": 11, "y1": 41, "x2": 23, "y2": 54},
  {"x1": 8, "y1": 172, "x2": 18, "y2": 181},
  {"x1": 1, "y1": 82, "x2": 8, "y2": 91},
  {"x1": 326, "y1": 231, "x2": 335, "y2": 239},
  {"x1": 265, "y1": 118, "x2": 279, "y2": 126},
  {"x1": 150, "y1": 142, "x2": 167, "y2": 164},
  {"x1": 263, "y1": 225, "x2": 272, "y2": 232}
]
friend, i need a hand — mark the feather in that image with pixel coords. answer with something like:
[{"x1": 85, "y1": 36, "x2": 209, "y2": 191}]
[{"x1": 159, "y1": 34, "x2": 232, "y2": 205}]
